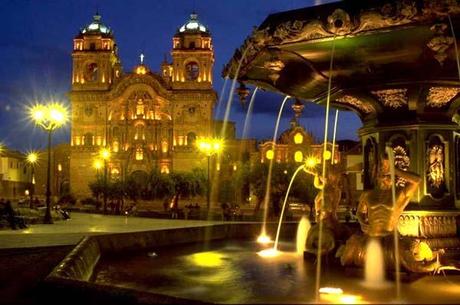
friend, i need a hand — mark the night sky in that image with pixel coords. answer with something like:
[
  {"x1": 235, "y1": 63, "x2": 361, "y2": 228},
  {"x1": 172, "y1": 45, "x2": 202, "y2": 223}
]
[{"x1": 0, "y1": 0, "x2": 361, "y2": 152}]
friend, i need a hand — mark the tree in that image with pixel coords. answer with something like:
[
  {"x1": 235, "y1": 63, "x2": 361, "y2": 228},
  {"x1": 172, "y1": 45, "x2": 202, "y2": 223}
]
[
  {"x1": 88, "y1": 178, "x2": 105, "y2": 208},
  {"x1": 124, "y1": 176, "x2": 140, "y2": 203},
  {"x1": 169, "y1": 169, "x2": 207, "y2": 209},
  {"x1": 149, "y1": 170, "x2": 174, "y2": 200},
  {"x1": 249, "y1": 162, "x2": 315, "y2": 217}
]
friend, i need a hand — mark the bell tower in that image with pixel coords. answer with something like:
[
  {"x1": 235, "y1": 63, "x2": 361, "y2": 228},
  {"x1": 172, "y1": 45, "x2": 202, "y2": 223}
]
[
  {"x1": 72, "y1": 13, "x2": 120, "y2": 91},
  {"x1": 170, "y1": 13, "x2": 214, "y2": 90}
]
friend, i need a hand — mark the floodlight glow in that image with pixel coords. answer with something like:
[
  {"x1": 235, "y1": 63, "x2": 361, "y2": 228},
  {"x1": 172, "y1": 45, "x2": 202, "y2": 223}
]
[
  {"x1": 257, "y1": 248, "x2": 280, "y2": 258},
  {"x1": 29, "y1": 103, "x2": 69, "y2": 130},
  {"x1": 93, "y1": 159, "x2": 103, "y2": 170},
  {"x1": 26, "y1": 152, "x2": 39, "y2": 164},
  {"x1": 305, "y1": 156, "x2": 317, "y2": 168},
  {"x1": 99, "y1": 148, "x2": 111, "y2": 160},
  {"x1": 256, "y1": 234, "x2": 272, "y2": 244}
]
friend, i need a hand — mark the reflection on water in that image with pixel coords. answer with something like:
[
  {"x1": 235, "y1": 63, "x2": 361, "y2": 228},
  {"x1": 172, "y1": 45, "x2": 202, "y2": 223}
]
[{"x1": 92, "y1": 240, "x2": 460, "y2": 304}]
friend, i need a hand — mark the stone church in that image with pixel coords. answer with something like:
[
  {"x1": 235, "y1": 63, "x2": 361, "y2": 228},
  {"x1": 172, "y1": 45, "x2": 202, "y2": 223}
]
[{"x1": 69, "y1": 13, "x2": 217, "y2": 196}]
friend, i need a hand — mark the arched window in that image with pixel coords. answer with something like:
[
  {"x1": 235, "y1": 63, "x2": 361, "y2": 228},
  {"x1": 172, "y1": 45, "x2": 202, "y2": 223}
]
[
  {"x1": 112, "y1": 140, "x2": 119, "y2": 153},
  {"x1": 294, "y1": 132, "x2": 303, "y2": 144},
  {"x1": 161, "y1": 140, "x2": 168, "y2": 153},
  {"x1": 84, "y1": 133, "x2": 93, "y2": 146},
  {"x1": 161, "y1": 164, "x2": 170, "y2": 174},
  {"x1": 135, "y1": 148, "x2": 144, "y2": 161},
  {"x1": 111, "y1": 168, "x2": 120, "y2": 181},
  {"x1": 136, "y1": 100, "x2": 145, "y2": 117},
  {"x1": 187, "y1": 132, "x2": 197, "y2": 147},
  {"x1": 185, "y1": 62, "x2": 199, "y2": 81}
]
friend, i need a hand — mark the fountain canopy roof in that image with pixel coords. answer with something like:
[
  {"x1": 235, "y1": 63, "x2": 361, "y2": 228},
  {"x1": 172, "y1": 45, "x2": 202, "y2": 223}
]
[{"x1": 224, "y1": 0, "x2": 460, "y2": 122}]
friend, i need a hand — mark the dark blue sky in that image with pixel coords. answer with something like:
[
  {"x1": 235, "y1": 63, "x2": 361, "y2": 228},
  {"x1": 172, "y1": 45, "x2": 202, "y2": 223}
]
[{"x1": 0, "y1": 0, "x2": 361, "y2": 152}]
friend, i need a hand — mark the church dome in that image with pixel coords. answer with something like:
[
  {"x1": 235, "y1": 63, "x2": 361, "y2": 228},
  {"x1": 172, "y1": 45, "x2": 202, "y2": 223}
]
[
  {"x1": 178, "y1": 13, "x2": 208, "y2": 33},
  {"x1": 80, "y1": 13, "x2": 112, "y2": 36}
]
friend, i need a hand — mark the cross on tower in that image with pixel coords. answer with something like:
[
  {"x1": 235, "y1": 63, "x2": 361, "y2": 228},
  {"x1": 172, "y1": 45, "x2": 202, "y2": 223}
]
[{"x1": 140, "y1": 53, "x2": 145, "y2": 64}]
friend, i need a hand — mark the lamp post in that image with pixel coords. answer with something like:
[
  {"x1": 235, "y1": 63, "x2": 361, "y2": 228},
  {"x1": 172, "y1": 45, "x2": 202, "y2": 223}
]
[
  {"x1": 99, "y1": 148, "x2": 111, "y2": 213},
  {"x1": 30, "y1": 103, "x2": 68, "y2": 224},
  {"x1": 26, "y1": 152, "x2": 38, "y2": 209},
  {"x1": 197, "y1": 138, "x2": 223, "y2": 209}
]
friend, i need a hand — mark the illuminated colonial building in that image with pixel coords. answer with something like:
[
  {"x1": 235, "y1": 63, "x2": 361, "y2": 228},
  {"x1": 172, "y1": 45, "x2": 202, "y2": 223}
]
[
  {"x1": 258, "y1": 102, "x2": 340, "y2": 165},
  {"x1": 0, "y1": 148, "x2": 32, "y2": 199},
  {"x1": 69, "y1": 13, "x2": 216, "y2": 196}
]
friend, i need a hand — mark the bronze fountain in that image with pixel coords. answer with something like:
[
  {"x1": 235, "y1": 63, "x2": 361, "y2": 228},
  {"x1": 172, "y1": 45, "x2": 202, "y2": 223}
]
[{"x1": 224, "y1": 0, "x2": 460, "y2": 273}]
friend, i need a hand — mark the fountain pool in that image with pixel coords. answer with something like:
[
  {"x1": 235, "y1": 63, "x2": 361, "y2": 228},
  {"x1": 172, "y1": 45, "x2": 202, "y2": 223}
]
[{"x1": 46, "y1": 223, "x2": 460, "y2": 305}]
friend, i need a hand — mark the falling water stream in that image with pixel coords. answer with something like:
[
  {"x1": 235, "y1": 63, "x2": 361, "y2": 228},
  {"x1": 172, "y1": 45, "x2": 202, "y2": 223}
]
[
  {"x1": 330, "y1": 109, "x2": 339, "y2": 164},
  {"x1": 215, "y1": 76, "x2": 229, "y2": 120},
  {"x1": 315, "y1": 35, "x2": 337, "y2": 303},
  {"x1": 241, "y1": 87, "x2": 258, "y2": 140},
  {"x1": 365, "y1": 238, "x2": 386, "y2": 288},
  {"x1": 387, "y1": 146, "x2": 401, "y2": 300},
  {"x1": 259, "y1": 95, "x2": 291, "y2": 240},
  {"x1": 220, "y1": 47, "x2": 250, "y2": 139},
  {"x1": 296, "y1": 216, "x2": 311, "y2": 255},
  {"x1": 273, "y1": 165, "x2": 305, "y2": 251}
]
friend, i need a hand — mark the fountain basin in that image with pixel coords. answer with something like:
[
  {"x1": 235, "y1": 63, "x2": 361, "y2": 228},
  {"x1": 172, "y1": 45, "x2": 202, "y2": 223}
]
[{"x1": 44, "y1": 222, "x2": 460, "y2": 304}]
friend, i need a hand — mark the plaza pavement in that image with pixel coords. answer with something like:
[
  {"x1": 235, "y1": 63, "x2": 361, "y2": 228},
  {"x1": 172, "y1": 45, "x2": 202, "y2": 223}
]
[{"x1": 0, "y1": 212, "x2": 221, "y2": 249}]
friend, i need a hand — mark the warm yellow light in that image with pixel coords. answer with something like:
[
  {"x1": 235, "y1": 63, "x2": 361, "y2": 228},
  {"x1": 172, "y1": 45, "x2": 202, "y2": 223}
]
[
  {"x1": 256, "y1": 234, "x2": 272, "y2": 244},
  {"x1": 319, "y1": 288, "x2": 365, "y2": 304},
  {"x1": 319, "y1": 287, "x2": 343, "y2": 295},
  {"x1": 257, "y1": 248, "x2": 280, "y2": 258},
  {"x1": 294, "y1": 132, "x2": 303, "y2": 144},
  {"x1": 189, "y1": 252, "x2": 224, "y2": 267},
  {"x1": 31, "y1": 105, "x2": 46, "y2": 122},
  {"x1": 58, "y1": 163, "x2": 62, "y2": 172},
  {"x1": 29, "y1": 103, "x2": 68, "y2": 129},
  {"x1": 135, "y1": 66, "x2": 147, "y2": 75},
  {"x1": 305, "y1": 156, "x2": 317, "y2": 168},
  {"x1": 26, "y1": 152, "x2": 39, "y2": 164},
  {"x1": 323, "y1": 150, "x2": 332, "y2": 160},
  {"x1": 197, "y1": 138, "x2": 223, "y2": 156},
  {"x1": 93, "y1": 159, "x2": 103, "y2": 170},
  {"x1": 294, "y1": 150, "x2": 303, "y2": 163},
  {"x1": 99, "y1": 148, "x2": 111, "y2": 160},
  {"x1": 266, "y1": 149, "x2": 274, "y2": 160}
]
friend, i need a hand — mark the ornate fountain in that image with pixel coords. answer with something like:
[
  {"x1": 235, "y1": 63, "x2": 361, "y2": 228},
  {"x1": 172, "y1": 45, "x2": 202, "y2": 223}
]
[{"x1": 224, "y1": 0, "x2": 460, "y2": 272}]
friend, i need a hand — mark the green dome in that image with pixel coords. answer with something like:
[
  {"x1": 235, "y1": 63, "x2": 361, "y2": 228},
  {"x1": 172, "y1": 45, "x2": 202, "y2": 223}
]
[
  {"x1": 179, "y1": 13, "x2": 208, "y2": 33},
  {"x1": 80, "y1": 13, "x2": 112, "y2": 36}
]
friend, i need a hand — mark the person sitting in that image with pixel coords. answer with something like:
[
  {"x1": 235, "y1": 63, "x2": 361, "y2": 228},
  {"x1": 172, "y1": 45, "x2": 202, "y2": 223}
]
[{"x1": 4, "y1": 200, "x2": 27, "y2": 229}]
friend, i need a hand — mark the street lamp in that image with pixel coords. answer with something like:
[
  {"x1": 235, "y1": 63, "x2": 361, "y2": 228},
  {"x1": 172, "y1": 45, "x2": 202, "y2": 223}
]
[
  {"x1": 99, "y1": 147, "x2": 111, "y2": 213},
  {"x1": 197, "y1": 138, "x2": 223, "y2": 209},
  {"x1": 29, "y1": 103, "x2": 68, "y2": 224},
  {"x1": 26, "y1": 152, "x2": 39, "y2": 209}
]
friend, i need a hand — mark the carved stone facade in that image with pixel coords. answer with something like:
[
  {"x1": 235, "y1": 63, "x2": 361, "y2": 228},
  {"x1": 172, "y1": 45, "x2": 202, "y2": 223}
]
[{"x1": 70, "y1": 14, "x2": 216, "y2": 196}]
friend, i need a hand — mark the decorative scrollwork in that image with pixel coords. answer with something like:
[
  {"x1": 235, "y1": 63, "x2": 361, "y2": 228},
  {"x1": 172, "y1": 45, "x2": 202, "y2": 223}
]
[
  {"x1": 336, "y1": 95, "x2": 375, "y2": 114},
  {"x1": 427, "y1": 23, "x2": 454, "y2": 65},
  {"x1": 371, "y1": 89, "x2": 408, "y2": 109},
  {"x1": 327, "y1": 9, "x2": 353, "y2": 35},
  {"x1": 426, "y1": 87, "x2": 460, "y2": 107},
  {"x1": 427, "y1": 144, "x2": 445, "y2": 189}
]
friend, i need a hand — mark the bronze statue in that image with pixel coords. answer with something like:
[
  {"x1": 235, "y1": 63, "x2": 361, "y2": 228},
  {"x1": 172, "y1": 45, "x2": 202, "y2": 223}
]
[
  {"x1": 356, "y1": 158, "x2": 421, "y2": 237},
  {"x1": 338, "y1": 151, "x2": 448, "y2": 273},
  {"x1": 303, "y1": 163, "x2": 350, "y2": 255}
]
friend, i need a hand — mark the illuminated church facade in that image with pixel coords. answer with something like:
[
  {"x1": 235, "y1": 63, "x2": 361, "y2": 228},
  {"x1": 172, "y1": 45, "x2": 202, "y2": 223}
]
[{"x1": 69, "y1": 13, "x2": 216, "y2": 196}]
